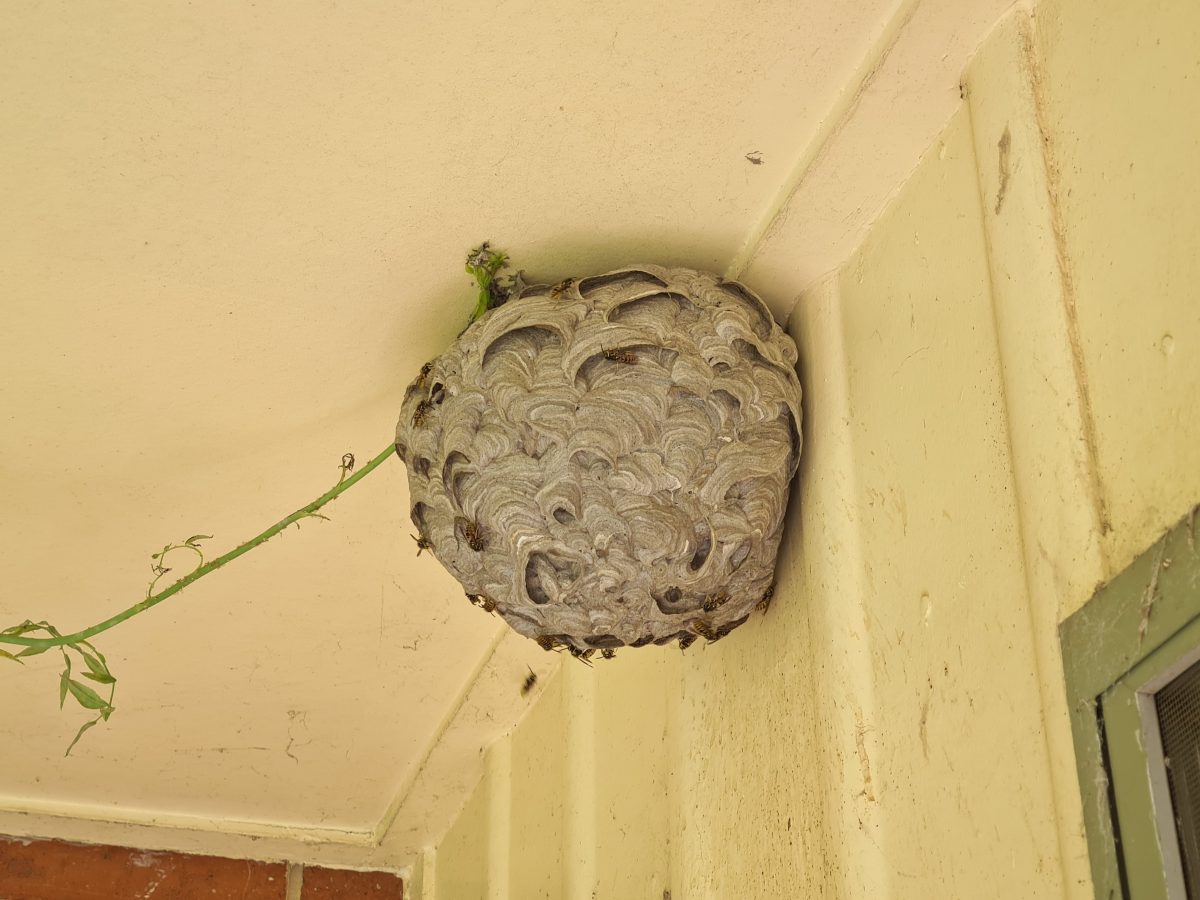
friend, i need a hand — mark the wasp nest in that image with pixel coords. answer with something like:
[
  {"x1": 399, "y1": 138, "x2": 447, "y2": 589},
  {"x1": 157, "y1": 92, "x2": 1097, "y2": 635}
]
[{"x1": 396, "y1": 266, "x2": 802, "y2": 653}]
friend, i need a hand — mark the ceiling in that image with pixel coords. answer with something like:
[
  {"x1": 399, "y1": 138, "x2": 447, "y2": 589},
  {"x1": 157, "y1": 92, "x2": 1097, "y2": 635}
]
[{"x1": 0, "y1": 0, "x2": 1013, "y2": 871}]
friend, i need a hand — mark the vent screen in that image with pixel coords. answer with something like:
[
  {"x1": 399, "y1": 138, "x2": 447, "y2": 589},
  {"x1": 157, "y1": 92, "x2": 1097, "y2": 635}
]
[{"x1": 1156, "y1": 656, "x2": 1200, "y2": 897}]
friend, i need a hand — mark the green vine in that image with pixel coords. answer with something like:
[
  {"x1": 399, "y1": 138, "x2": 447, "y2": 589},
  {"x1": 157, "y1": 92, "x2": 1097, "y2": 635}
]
[
  {"x1": 1, "y1": 443, "x2": 397, "y2": 754},
  {"x1": 3, "y1": 243, "x2": 510, "y2": 756}
]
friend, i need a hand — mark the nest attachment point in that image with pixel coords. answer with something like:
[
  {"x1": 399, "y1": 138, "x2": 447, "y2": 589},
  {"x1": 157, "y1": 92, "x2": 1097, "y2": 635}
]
[{"x1": 396, "y1": 265, "x2": 802, "y2": 653}]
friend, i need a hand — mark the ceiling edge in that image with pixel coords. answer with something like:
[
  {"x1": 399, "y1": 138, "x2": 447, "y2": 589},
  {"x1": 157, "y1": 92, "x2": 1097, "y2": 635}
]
[
  {"x1": 730, "y1": 0, "x2": 1018, "y2": 322},
  {"x1": 0, "y1": 625, "x2": 558, "y2": 871}
]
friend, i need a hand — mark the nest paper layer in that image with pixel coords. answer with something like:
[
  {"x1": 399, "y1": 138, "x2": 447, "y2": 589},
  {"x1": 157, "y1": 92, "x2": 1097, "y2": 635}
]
[{"x1": 396, "y1": 266, "x2": 802, "y2": 650}]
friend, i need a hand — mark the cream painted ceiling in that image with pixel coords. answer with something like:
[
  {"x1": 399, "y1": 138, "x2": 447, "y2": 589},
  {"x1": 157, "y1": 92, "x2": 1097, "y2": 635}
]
[{"x1": 0, "y1": 0, "x2": 1013, "y2": 870}]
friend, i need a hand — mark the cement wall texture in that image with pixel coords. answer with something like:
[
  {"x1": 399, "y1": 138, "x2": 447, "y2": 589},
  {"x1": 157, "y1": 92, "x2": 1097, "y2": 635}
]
[{"x1": 425, "y1": 0, "x2": 1200, "y2": 897}]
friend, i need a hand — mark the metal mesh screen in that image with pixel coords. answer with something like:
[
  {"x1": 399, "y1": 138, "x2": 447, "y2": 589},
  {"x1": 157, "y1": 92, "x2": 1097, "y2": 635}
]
[{"x1": 1156, "y1": 656, "x2": 1200, "y2": 897}]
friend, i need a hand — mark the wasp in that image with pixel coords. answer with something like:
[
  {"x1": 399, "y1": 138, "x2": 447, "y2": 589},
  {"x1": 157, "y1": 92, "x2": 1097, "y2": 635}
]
[
  {"x1": 411, "y1": 533, "x2": 432, "y2": 556},
  {"x1": 416, "y1": 360, "x2": 434, "y2": 387},
  {"x1": 677, "y1": 633, "x2": 697, "y2": 651},
  {"x1": 602, "y1": 347, "x2": 637, "y2": 364},
  {"x1": 702, "y1": 591, "x2": 730, "y2": 612},
  {"x1": 536, "y1": 635, "x2": 560, "y2": 652},
  {"x1": 549, "y1": 277, "x2": 575, "y2": 299},
  {"x1": 521, "y1": 666, "x2": 538, "y2": 696},
  {"x1": 756, "y1": 582, "x2": 775, "y2": 613},
  {"x1": 691, "y1": 621, "x2": 718, "y2": 642},
  {"x1": 411, "y1": 399, "x2": 434, "y2": 428},
  {"x1": 600, "y1": 648, "x2": 616, "y2": 660},
  {"x1": 456, "y1": 516, "x2": 487, "y2": 552},
  {"x1": 567, "y1": 645, "x2": 595, "y2": 666},
  {"x1": 467, "y1": 593, "x2": 496, "y2": 613}
]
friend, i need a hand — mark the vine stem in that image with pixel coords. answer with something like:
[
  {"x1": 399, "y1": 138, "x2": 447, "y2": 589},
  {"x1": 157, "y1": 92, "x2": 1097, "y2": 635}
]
[{"x1": 0, "y1": 442, "x2": 398, "y2": 651}]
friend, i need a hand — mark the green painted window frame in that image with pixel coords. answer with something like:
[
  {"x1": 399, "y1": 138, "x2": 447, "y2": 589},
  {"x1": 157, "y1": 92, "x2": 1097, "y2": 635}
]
[{"x1": 1062, "y1": 508, "x2": 1200, "y2": 899}]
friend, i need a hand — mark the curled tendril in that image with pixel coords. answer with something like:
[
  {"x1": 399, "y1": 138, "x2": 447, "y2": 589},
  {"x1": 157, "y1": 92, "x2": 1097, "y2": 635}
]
[
  {"x1": 338, "y1": 452, "x2": 356, "y2": 485},
  {"x1": 147, "y1": 535, "x2": 211, "y2": 598}
]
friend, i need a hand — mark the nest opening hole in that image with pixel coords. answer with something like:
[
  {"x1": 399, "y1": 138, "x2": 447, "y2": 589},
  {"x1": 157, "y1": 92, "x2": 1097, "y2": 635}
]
[
  {"x1": 524, "y1": 552, "x2": 580, "y2": 606},
  {"x1": 730, "y1": 541, "x2": 752, "y2": 571},
  {"x1": 652, "y1": 586, "x2": 684, "y2": 615},
  {"x1": 607, "y1": 291, "x2": 696, "y2": 325},
  {"x1": 410, "y1": 502, "x2": 428, "y2": 530},
  {"x1": 689, "y1": 526, "x2": 712, "y2": 571},
  {"x1": 577, "y1": 270, "x2": 667, "y2": 297},
  {"x1": 582, "y1": 634, "x2": 624, "y2": 649},
  {"x1": 481, "y1": 325, "x2": 562, "y2": 372}
]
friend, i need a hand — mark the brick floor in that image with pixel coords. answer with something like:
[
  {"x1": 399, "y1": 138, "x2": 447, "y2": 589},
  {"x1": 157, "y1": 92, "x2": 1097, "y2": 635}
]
[
  {"x1": 0, "y1": 836, "x2": 287, "y2": 900},
  {"x1": 0, "y1": 836, "x2": 405, "y2": 899},
  {"x1": 299, "y1": 865, "x2": 404, "y2": 899}
]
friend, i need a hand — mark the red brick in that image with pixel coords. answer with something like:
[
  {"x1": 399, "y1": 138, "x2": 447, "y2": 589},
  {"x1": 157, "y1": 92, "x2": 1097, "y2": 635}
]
[
  {"x1": 300, "y1": 865, "x2": 403, "y2": 899},
  {"x1": 0, "y1": 836, "x2": 286, "y2": 900}
]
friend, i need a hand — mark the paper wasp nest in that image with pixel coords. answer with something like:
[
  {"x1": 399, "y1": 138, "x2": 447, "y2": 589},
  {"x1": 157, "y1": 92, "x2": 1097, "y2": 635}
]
[{"x1": 396, "y1": 266, "x2": 802, "y2": 652}]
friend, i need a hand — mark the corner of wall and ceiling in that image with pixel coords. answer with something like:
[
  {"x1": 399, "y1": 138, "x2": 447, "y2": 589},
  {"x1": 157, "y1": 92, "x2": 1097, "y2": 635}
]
[{"x1": 724, "y1": 0, "x2": 924, "y2": 294}]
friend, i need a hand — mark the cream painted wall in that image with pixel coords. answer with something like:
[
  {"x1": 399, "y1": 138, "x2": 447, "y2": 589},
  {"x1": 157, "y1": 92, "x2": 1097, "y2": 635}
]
[
  {"x1": 425, "y1": 0, "x2": 1200, "y2": 897},
  {"x1": 428, "y1": 652, "x2": 676, "y2": 900},
  {"x1": 1033, "y1": 0, "x2": 1200, "y2": 583}
]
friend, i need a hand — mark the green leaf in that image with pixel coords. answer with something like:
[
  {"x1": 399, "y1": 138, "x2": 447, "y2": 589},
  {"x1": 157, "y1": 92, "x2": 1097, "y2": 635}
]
[
  {"x1": 184, "y1": 534, "x2": 213, "y2": 545},
  {"x1": 59, "y1": 654, "x2": 72, "y2": 708},
  {"x1": 64, "y1": 718, "x2": 99, "y2": 757},
  {"x1": 66, "y1": 679, "x2": 109, "y2": 710},
  {"x1": 79, "y1": 641, "x2": 107, "y2": 666},
  {"x1": 16, "y1": 645, "x2": 50, "y2": 658},
  {"x1": 0, "y1": 648, "x2": 24, "y2": 664},
  {"x1": 2, "y1": 620, "x2": 38, "y2": 636},
  {"x1": 78, "y1": 647, "x2": 112, "y2": 682}
]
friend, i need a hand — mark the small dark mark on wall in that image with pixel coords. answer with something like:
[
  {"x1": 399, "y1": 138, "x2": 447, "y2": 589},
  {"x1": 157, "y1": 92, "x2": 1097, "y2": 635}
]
[
  {"x1": 995, "y1": 126, "x2": 1012, "y2": 214},
  {"x1": 918, "y1": 692, "x2": 931, "y2": 759},
  {"x1": 745, "y1": 150, "x2": 764, "y2": 165},
  {"x1": 854, "y1": 709, "x2": 875, "y2": 801}
]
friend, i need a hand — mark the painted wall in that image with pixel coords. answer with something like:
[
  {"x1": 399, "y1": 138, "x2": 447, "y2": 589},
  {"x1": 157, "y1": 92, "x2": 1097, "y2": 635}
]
[{"x1": 424, "y1": 0, "x2": 1200, "y2": 897}]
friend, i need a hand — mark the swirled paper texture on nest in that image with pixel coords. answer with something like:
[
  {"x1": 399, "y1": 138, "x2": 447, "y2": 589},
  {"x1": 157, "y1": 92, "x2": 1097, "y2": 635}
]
[{"x1": 396, "y1": 266, "x2": 802, "y2": 651}]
